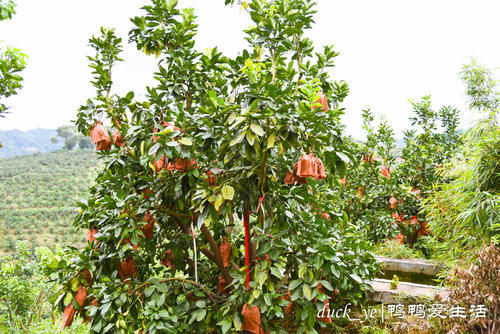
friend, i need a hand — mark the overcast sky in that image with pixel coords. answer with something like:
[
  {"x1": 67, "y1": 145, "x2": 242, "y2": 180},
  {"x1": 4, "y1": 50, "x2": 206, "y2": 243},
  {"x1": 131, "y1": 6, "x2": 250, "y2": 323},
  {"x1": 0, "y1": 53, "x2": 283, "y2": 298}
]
[{"x1": 1, "y1": 0, "x2": 499, "y2": 138}]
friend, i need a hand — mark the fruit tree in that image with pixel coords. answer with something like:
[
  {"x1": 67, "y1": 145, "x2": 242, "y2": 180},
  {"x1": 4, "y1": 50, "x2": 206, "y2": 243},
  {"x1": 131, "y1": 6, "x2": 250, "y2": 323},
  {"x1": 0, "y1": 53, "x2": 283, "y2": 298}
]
[{"x1": 56, "y1": 0, "x2": 377, "y2": 333}]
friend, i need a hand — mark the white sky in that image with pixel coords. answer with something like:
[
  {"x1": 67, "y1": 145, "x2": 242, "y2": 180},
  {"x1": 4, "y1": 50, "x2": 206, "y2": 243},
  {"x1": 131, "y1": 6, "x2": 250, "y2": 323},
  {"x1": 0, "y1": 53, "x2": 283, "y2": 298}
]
[{"x1": 1, "y1": 0, "x2": 499, "y2": 138}]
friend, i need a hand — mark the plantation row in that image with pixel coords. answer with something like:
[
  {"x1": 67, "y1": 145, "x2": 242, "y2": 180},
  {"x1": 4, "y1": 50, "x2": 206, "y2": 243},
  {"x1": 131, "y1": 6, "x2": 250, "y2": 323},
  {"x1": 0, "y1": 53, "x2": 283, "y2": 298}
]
[{"x1": 0, "y1": 150, "x2": 100, "y2": 254}]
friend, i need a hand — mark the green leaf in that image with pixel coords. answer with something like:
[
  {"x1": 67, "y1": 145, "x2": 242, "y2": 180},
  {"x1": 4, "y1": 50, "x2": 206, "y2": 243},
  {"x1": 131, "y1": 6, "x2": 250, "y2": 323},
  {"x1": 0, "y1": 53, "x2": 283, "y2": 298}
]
[
  {"x1": 220, "y1": 319, "x2": 232, "y2": 333},
  {"x1": 221, "y1": 185, "x2": 235, "y2": 200},
  {"x1": 148, "y1": 143, "x2": 160, "y2": 156},
  {"x1": 319, "y1": 280, "x2": 333, "y2": 291},
  {"x1": 208, "y1": 90, "x2": 218, "y2": 107},
  {"x1": 233, "y1": 314, "x2": 242, "y2": 330},
  {"x1": 214, "y1": 194, "x2": 224, "y2": 210},
  {"x1": 159, "y1": 310, "x2": 169, "y2": 319},
  {"x1": 145, "y1": 286, "x2": 155, "y2": 298},
  {"x1": 264, "y1": 293, "x2": 272, "y2": 306},
  {"x1": 336, "y1": 151, "x2": 350, "y2": 163},
  {"x1": 350, "y1": 273, "x2": 363, "y2": 284},
  {"x1": 197, "y1": 214, "x2": 205, "y2": 229},
  {"x1": 267, "y1": 133, "x2": 276, "y2": 149},
  {"x1": 270, "y1": 266, "x2": 282, "y2": 278},
  {"x1": 230, "y1": 130, "x2": 246, "y2": 146},
  {"x1": 178, "y1": 138, "x2": 192, "y2": 146},
  {"x1": 227, "y1": 112, "x2": 237, "y2": 125},
  {"x1": 196, "y1": 309, "x2": 207, "y2": 322},
  {"x1": 63, "y1": 292, "x2": 72, "y2": 306},
  {"x1": 166, "y1": 0, "x2": 178, "y2": 10},
  {"x1": 331, "y1": 266, "x2": 340, "y2": 278},
  {"x1": 70, "y1": 277, "x2": 79, "y2": 291},
  {"x1": 250, "y1": 123, "x2": 265, "y2": 136},
  {"x1": 166, "y1": 141, "x2": 179, "y2": 147},
  {"x1": 288, "y1": 279, "x2": 302, "y2": 290},
  {"x1": 303, "y1": 284, "x2": 312, "y2": 300},
  {"x1": 246, "y1": 131, "x2": 256, "y2": 146}
]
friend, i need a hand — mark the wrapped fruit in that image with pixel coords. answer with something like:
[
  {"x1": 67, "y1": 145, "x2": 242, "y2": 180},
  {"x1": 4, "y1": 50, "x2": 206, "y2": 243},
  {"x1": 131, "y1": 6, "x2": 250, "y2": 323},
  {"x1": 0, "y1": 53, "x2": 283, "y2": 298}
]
[
  {"x1": 90, "y1": 121, "x2": 111, "y2": 151},
  {"x1": 141, "y1": 213, "x2": 155, "y2": 240},
  {"x1": 417, "y1": 221, "x2": 430, "y2": 237},
  {"x1": 358, "y1": 186, "x2": 365, "y2": 199},
  {"x1": 174, "y1": 158, "x2": 187, "y2": 172},
  {"x1": 122, "y1": 238, "x2": 140, "y2": 251},
  {"x1": 81, "y1": 269, "x2": 92, "y2": 287},
  {"x1": 206, "y1": 168, "x2": 219, "y2": 186},
  {"x1": 280, "y1": 290, "x2": 294, "y2": 317},
  {"x1": 242, "y1": 303, "x2": 265, "y2": 334},
  {"x1": 311, "y1": 153, "x2": 326, "y2": 180},
  {"x1": 219, "y1": 236, "x2": 231, "y2": 268},
  {"x1": 61, "y1": 285, "x2": 87, "y2": 329},
  {"x1": 75, "y1": 285, "x2": 88, "y2": 308},
  {"x1": 161, "y1": 249, "x2": 175, "y2": 270},
  {"x1": 118, "y1": 257, "x2": 137, "y2": 280},
  {"x1": 61, "y1": 304, "x2": 76, "y2": 329},
  {"x1": 340, "y1": 176, "x2": 346, "y2": 185},
  {"x1": 86, "y1": 228, "x2": 98, "y2": 244},
  {"x1": 186, "y1": 158, "x2": 198, "y2": 170},
  {"x1": 284, "y1": 170, "x2": 295, "y2": 185},
  {"x1": 312, "y1": 92, "x2": 328, "y2": 113},
  {"x1": 153, "y1": 121, "x2": 181, "y2": 142},
  {"x1": 161, "y1": 158, "x2": 197, "y2": 173},
  {"x1": 218, "y1": 275, "x2": 229, "y2": 295},
  {"x1": 362, "y1": 154, "x2": 374, "y2": 163},
  {"x1": 153, "y1": 153, "x2": 166, "y2": 172},
  {"x1": 381, "y1": 165, "x2": 391, "y2": 179},
  {"x1": 296, "y1": 152, "x2": 317, "y2": 178},
  {"x1": 317, "y1": 298, "x2": 332, "y2": 323},
  {"x1": 112, "y1": 129, "x2": 124, "y2": 147},
  {"x1": 142, "y1": 188, "x2": 154, "y2": 200},
  {"x1": 389, "y1": 196, "x2": 397, "y2": 209}
]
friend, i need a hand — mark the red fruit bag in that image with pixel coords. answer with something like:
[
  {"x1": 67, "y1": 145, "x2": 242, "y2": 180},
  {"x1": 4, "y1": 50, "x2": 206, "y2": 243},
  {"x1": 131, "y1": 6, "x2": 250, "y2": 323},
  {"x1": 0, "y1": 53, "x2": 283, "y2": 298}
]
[
  {"x1": 90, "y1": 122, "x2": 111, "y2": 151},
  {"x1": 296, "y1": 152, "x2": 317, "y2": 178},
  {"x1": 161, "y1": 249, "x2": 175, "y2": 270},
  {"x1": 61, "y1": 304, "x2": 76, "y2": 329},
  {"x1": 112, "y1": 129, "x2": 124, "y2": 147},
  {"x1": 86, "y1": 228, "x2": 98, "y2": 244},
  {"x1": 242, "y1": 303, "x2": 265, "y2": 334},
  {"x1": 141, "y1": 213, "x2": 155, "y2": 239},
  {"x1": 312, "y1": 92, "x2": 329, "y2": 113},
  {"x1": 75, "y1": 285, "x2": 88, "y2": 308},
  {"x1": 280, "y1": 290, "x2": 294, "y2": 317},
  {"x1": 219, "y1": 236, "x2": 231, "y2": 268},
  {"x1": 118, "y1": 257, "x2": 137, "y2": 280}
]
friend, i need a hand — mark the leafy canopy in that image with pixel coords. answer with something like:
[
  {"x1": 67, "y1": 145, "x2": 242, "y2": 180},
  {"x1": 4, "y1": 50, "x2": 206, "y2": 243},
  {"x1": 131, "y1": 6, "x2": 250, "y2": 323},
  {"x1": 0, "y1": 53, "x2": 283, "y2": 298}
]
[{"x1": 59, "y1": 1, "x2": 377, "y2": 333}]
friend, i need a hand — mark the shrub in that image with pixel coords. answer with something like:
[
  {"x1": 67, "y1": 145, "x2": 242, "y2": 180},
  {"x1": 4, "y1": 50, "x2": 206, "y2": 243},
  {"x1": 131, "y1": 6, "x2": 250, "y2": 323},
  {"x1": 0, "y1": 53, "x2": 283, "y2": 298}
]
[{"x1": 442, "y1": 244, "x2": 500, "y2": 333}]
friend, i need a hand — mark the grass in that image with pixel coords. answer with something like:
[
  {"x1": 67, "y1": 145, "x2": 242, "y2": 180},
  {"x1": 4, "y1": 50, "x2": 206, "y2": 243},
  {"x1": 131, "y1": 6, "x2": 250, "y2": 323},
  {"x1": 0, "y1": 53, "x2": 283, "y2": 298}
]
[{"x1": 373, "y1": 239, "x2": 424, "y2": 259}]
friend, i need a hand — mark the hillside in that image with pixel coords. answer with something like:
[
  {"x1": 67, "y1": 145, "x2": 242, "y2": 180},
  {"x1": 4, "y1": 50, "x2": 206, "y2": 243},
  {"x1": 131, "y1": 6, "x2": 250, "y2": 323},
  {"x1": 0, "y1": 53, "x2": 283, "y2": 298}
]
[
  {"x1": 0, "y1": 128, "x2": 63, "y2": 158},
  {"x1": 0, "y1": 150, "x2": 100, "y2": 254}
]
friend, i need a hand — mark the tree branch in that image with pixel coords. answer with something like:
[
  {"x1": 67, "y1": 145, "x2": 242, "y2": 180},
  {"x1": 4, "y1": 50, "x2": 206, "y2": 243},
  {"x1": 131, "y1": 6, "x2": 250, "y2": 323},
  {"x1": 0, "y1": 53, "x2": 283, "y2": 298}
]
[
  {"x1": 200, "y1": 224, "x2": 233, "y2": 285},
  {"x1": 160, "y1": 207, "x2": 233, "y2": 284},
  {"x1": 129, "y1": 277, "x2": 216, "y2": 304}
]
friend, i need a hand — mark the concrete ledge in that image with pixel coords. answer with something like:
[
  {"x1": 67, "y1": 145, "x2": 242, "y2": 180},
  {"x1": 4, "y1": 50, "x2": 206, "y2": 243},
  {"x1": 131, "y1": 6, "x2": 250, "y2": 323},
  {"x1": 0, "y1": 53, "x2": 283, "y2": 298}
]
[
  {"x1": 367, "y1": 278, "x2": 450, "y2": 304},
  {"x1": 374, "y1": 256, "x2": 444, "y2": 276}
]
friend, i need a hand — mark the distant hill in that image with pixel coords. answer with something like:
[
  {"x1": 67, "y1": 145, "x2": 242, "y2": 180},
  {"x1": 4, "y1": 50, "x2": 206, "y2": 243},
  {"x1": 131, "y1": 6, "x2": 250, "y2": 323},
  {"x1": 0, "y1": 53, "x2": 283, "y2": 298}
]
[
  {"x1": 0, "y1": 150, "x2": 100, "y2": 254},
  {"x1": 0, "y1": 128, "x2": 63, "y2": 158}
]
